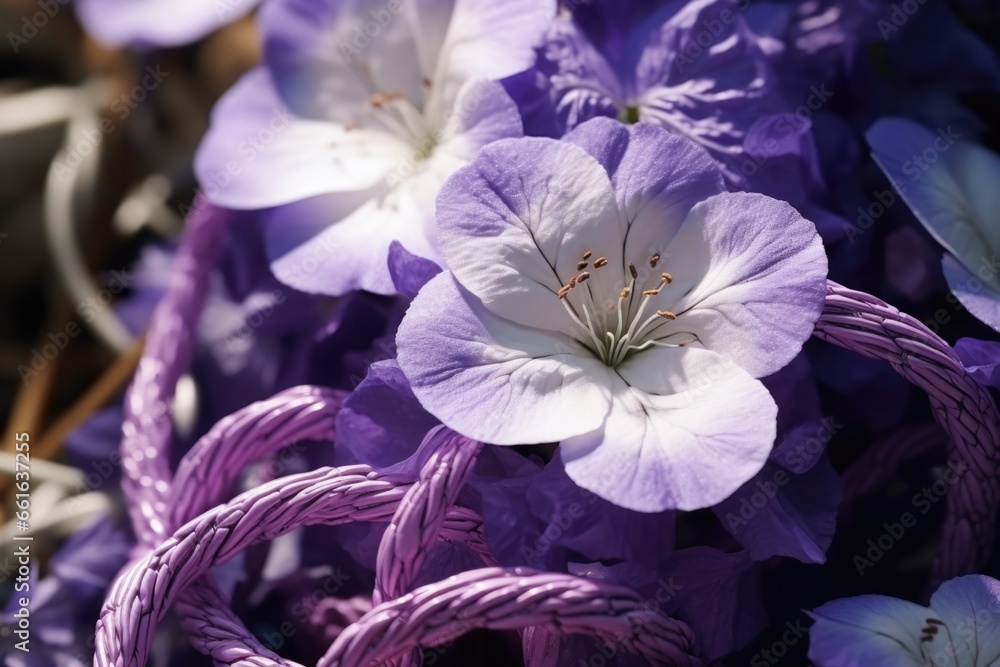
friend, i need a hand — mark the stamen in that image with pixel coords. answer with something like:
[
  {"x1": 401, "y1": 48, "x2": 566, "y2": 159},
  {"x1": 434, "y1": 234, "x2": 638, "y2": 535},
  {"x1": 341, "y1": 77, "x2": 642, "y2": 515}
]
[
  {"x1": 649, "y1": 254, "x2": 660, "y2": 268},
  {"x1": 619, "y1": 287, "x2": 631, "y2": 298},
  {"x1": 577, "y1": 260, "x2": 588, "y2": 271},
  {"x1": 629, "y1": 263, "x2": 638, "y2": 279},
  {"x1": 569, "y1": 276, "x2": 578, "y2": 288},
  {"x1": 662, "y1": 272, "x2": 673, "y2": 283},
  {"x1": 594, "y1": 257, "x2": 608, "y2": 268},
  {"x1": 577, "y1": 271, "x2": 591, "y2": 283},
  {"x1": 582, "y1": 251, "x2": 593, "y2": 260},
  {"x1": 656, "y1": 310, "x2": 676, "y2": 319},
  {"x1": 561, "y1": 298, "x2": 607, "y2": 359},
  {"x1": 373, "y1": 92, "x2": 407, "y2": 107},
  {"x1": 926, "y1": 619, "x2": 945, "y2": 626},
  {"x1": 557, "y1": 286, "x2": 571, "y2": 299}
]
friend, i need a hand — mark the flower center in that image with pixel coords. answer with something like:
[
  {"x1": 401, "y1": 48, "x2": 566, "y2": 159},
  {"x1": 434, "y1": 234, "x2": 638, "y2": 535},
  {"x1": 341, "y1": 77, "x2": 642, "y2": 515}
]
[
  {"x1": 367, "y1": 92, "x2": 436, "y2": 158},
  {"x1": 557, "y1": 250, "x2": 693, "y2": 366},
  {"x1": 620, "y1": 104, "x2": 641, "y2": 124}
]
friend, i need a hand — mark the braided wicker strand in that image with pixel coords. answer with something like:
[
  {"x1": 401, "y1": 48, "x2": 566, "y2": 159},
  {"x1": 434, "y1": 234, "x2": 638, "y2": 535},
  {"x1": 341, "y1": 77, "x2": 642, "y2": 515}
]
[
  {"x1": 166, "y1": 388, "x2": 492, "y2": 667},
  {"x1": 174, "y1": 580, "x2": 304, "y2": 667},
  {"x1": 373, "y1": 427, "x2": 485, "y2": 667},
  {"x1": 166, "y1": 386, "x2": 345, "y2": 667},
  {"x1": 96, "y1": 466, "x2": 700, "y2": 667},
  {"x1": 374, "y1": 427, "x2": 487, "y2": 605},
  {"x1": 813, "y1": 280, "x2": 1000, "y2": 582},
  {"x1": 167, "y1": 385, "x2": 347, "y2": 533},
  {"x1": 97, "y1": 466, "x2": 471, "y2": 667},
  {"x1": 317, "y1": 568, "x2": 702, "y2": 667},
  {"x1": 120, "y1": 198, "x2": 230, "y2": 545}
]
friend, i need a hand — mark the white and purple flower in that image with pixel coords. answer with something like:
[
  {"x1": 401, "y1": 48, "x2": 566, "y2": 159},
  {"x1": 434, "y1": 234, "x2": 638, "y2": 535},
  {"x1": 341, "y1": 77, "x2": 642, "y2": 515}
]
[
  {"x1": 396, "y1": 118, "x2": 828, "y2": 512},
  {"x1": 195, "y1": 0, "x2": 555, "y2": 296},
  {"x1": 809, "y1": 575, "x2": 1000, "y2": 667}
]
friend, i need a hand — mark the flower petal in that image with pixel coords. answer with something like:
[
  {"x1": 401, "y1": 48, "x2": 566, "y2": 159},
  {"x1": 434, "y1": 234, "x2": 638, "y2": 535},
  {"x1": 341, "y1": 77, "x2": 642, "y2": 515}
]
[
  {"x1": 336, "y1": 359, "x2": 442, "y2": 469},
  {"x1": 388, "y1": 242, "x2": 442, "y2": 299},
  {"x1": 424, "y1": 0, "x2": 556, "y2": 125},
  {"x1": 565, "y1": 118, "x2": 726, "y2": 265},
  {"x1": 928, "y1": 575, "x2": 1000, "y2": 667},
  {"x1": 436, "y1": 136, "x2": 626, "y2": 335},
  {"x1": 634, "y1": 0, "x2": 778, "y2": 185},
  {"x1": 657, "y1": 191, "x2": 828, "y2": 378},
  {"x1": 660, "y1": 548, "x2": 766, "y2": 659},
  {"x1": 954, "y1": 337, "x2": 1000, "y2": 389},
  {"x1": 262, "y1": 154, "x2": 447, "y2": 295},
  {"x1": 867, "y1": 118, "x2": 1000, "y2": 286},
  {"x1": 262, "y1": 0, "x2": 425, "y2": 122},
  {"x1": 195, "y1": 68, "x2": 408, "y2": 210},
  {"x1": 713, "y1": 426, "x2": 841, "y2": 564},
  {"x1": 560, "y1": 346, "x2": 776, "y2": 512},
  {"x1": 434, "y1": 80, "x2": 524, "y2": 160},
  {"x1": 808, "y1": 596, "x2": 938, "y2": 667},
  {"x1": 397, "y1": 272, "x2": 614, "y2": 445},
  {"x1": 942, "y1": 252, "x2": 1000, "y2": 333},
  {"x1": 75, "y1": 0, "x2": 258, "y2": 46}
]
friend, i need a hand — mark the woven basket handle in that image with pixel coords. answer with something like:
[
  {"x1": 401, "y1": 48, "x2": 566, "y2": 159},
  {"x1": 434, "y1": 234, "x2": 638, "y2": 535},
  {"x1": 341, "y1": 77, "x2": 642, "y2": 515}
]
[{"x1": 107, "y1": 203, "x2": 999, "y2": 667}]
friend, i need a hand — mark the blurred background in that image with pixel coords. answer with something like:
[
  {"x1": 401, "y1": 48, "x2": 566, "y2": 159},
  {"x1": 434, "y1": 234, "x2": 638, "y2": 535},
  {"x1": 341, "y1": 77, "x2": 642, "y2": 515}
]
[{"x1": 0, "y1": 0, "x2": 260, "y2": 537}]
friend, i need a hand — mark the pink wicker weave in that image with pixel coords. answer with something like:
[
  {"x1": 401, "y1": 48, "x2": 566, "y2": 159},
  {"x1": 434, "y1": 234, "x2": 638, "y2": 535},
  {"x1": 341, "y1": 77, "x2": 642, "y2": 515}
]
[{"x1": 98, "y1": 202, "x2": 1000, "y2": 666}]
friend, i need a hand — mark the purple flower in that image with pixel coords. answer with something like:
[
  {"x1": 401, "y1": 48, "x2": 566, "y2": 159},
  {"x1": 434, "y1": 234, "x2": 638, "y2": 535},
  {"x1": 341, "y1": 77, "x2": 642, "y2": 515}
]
[
  {"x1": 808, "y1": 575, "x2": 1000, "y2": 666},
  {"x1": 195, "y1": 0, "x2": 555, "y2": 295},
  {"x1": 531, "y1": 0, "x2": 782, "y2": 186},
  {"x1": 395, "y1": 118, "x2": 828, "y2": 511},
  {"x1": 713, "y1": 418, "x2": 842, "y2": 564},
  {"x1": 660, "y1": 548, "x2": 766, "y2": 659},
  {"x1": 867, "y1": 117, "x2": 1000, "y2": 331},
  {"x1": 74, "y1": 0, "x2": 259, "y2": 47},
  {"x1": 955, "y1": 337, "x2": 1000, "y2": 389}
]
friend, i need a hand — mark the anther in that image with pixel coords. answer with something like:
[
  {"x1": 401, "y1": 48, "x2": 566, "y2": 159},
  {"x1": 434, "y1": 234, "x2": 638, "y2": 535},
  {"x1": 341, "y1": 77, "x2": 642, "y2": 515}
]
[
  {"x1": 629, "y1": 263, "x2": 638, "y2": 279},
  {"x1": 642, "y1": 289, "x2": 659, "y2": 296},
  {"x1": 926, "y1": 619, "x2": 944, "y2": 626},
  {"x1": 569, "y1": 276, "x2": 578, "y2": 288},
  {"x1": 649, "y1": 254, "x2": 660, "y2": 268},
  {"x1": 370, "y1": 92, "x2": 404, "y2": 108},
  {"x1": 656, "y1": 310, "x2": 676, "y2": 319},
  {"x1": 594, "y1": 257, "x2": 608, "y2": 268},
  {"x1": 662, "y1": 272, "x2": 673, "y2": 283},
  {"x1": 577, "y1": 260, "x2": 588, "y2": 271},
  {"x1": 620, "y1": 287, "x2": 632, "y2": 298},
  {"x1": 577, "y1": 271, "x2": 591, "y2": 283},
  {"x1": 582, "y1": 251, "x2": 593, "y2": 260},
  {"x1": 557, "y1": 286, "x2": 571, "y2": 299}
]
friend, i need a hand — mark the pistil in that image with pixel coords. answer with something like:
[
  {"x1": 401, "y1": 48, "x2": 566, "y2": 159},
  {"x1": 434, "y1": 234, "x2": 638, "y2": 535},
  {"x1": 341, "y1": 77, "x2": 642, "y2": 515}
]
[{"x1": 558, "y1": 251, "x2": 683, "y2": 365}]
